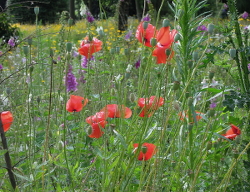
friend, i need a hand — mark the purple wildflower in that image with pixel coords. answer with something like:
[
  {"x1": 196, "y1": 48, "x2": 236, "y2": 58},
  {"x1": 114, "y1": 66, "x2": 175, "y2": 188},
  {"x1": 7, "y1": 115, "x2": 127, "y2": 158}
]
[
  {"x1": 142, "y1": 14, "x2": 151, "y2": 22},
  {"x1": 210, "y1": 102, "x2": 217, "y2": 109},
  {"x1": 0, "y1": 64, "x2": 3, "y2": 70},
  {"x1": 8, "y1": 37, "x2": 15, "y2": 47},
  {"x1": 125, "y1": 30, "x2": 132, "y2": 40},
  {"x1": 86, "y1": 11, "x2": 95, "y2": 23},
  {"x1": 66, "y1": 65, "x2": 78, "y2": 92},
  {"x1": 197, "y1": 25, "x2": 208, "y2": 32},
  {"x1": 242, "y1": 11, "x2": 249, "y2": 19},
  {"x1": 81, "y1": 56, "x2": 88, "y2": 68},
  {"x1": 72, "y1": 51, "x2": 79, "y2": 58},
  {"x1": 135, "y1": 59, "x2": 141, "y2": 69},
  {"x1": 248, "y1": 63, "x2": 250, "y2": 71},
  {"x1": 223, "y1": 4, "x2": 228, "y2": 9}
]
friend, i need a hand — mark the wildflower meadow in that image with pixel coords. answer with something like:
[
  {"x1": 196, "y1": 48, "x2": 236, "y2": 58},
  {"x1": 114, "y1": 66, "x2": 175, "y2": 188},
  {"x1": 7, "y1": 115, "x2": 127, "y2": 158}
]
[{"x1": 1, "y1": 0, "x2": 250, "y2": 191}]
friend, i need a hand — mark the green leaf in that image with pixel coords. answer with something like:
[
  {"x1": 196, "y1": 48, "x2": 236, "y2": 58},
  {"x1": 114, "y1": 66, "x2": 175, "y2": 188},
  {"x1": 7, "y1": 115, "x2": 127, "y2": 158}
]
[
  {"x1": 145, "y1": 122, "x2": 157, "y2": 139},
  {"x1": 0, "y1": 149, "x2": 8, "y2": 156},
  {"x1": 200, "y1": 88, "x2": 222, "y2": 93},
  {"x1": 13, "y1": 172, "x2": 31, "y2": 182},
  {"x1": 113, "y1": 129, "x2": 127, "y2": 148}
]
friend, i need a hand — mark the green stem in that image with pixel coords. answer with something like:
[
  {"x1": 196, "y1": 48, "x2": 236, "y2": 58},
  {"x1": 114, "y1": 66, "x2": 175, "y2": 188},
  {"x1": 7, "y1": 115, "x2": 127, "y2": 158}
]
[{"x1": 0, "y1": 113, "x2": 16, "y2": 189}]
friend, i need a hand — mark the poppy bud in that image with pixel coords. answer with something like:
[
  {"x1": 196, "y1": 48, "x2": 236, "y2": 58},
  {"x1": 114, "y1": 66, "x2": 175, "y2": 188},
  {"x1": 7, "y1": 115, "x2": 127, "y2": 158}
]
[
  {"x1": 229, "y1": 48, "x2": 236, "y2": 58},
  {"x1": 34, "y1": 6, "x2": 39, "y2": 15},
  {"x1": 129, "y1": 93, "x2": 136, "y2": 102},
  {"x1": 173, "y1": 81, "x2": 180, "y2": 90},
  {"x1": 98, "y1": 29, "x2": 105, "y2": 37},
  {"x1": 208, "y1": 24, "x2": 214, "y2": 34},
  {"x1": 187, "y1": 60, "x2": 193, "y2": 69},
  {"x1": 207, "y1": 109, "x2": 215, "y2": 117},
  {"x1": 166, "y1": 49, "x2": 171, "y2": 56},
  {"x1": 87, "y1": 127, "x2": 93, "y2": 135},
  {"x1": 23, "y1": 45, "x2": 29, "y2": 56},
  {"x1": 209, "y1": 71, "x2": 214, "y2": 80},
  {"x1": 174, "y1": 33, "x2": 181, "y2": 42},
  {"x1": 141, "y1": 146, "x2": 148, "y2": 154},
  {"x1": 66, "y1": 42, "x2": 72, "y2": 53},
  {"x1": 187, "y1": 97, "x2": 193, "y2": 106},
  {"x1": 110, "y1": 88, "x2": 116, "y2": 96},
  {"x1": 206, "y1": 141, "x2": 212, "y2": 150},
  {"x1": 172, "y1": 100, "x2": 181, "y2": 111},
  {"x1": 150, "y1": 38, "x2": 157, "y2": 46},
  {"x1": 6, "y1": 88, "x2": 11, "y2": 95},
  {"x1": 192, "y1": 51, "x2": 198, "y2": 61},
  {"x1": 50, "y1": 48, "x2": 54, "y2": 57},
  {"x1": 116, "y1": 47, "x2": 120, "y2": 53},
  {"x1": 68, "y1": 18, "x2": 74, "y2": 26},
  {"x1": 162, "y1": 19, "x2": 170, "y2": 27},
  {"x1": 124, "y1": 48, "x2": 129, "y2": 55},
  {"x1": 27, "y1": 38, "x2": 32, "y2": 46},
  {"x1": 143, "y1": 22, "x2": 148, "y2": 30},
  {"x1": 110, "y1": 48, "x2": 115, "y2": 54}
]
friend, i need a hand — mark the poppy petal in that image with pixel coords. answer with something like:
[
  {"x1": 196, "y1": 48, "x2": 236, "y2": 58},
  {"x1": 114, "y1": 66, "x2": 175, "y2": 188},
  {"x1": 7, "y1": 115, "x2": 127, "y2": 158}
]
[{"x1": 0, "y1": 111, "x2": 13, "y2": 132}]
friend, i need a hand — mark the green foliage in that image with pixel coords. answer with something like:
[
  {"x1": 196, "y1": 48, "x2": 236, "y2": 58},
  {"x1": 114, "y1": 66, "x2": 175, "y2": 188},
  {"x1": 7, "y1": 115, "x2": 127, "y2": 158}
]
[
  {"x1": 0, "y1": 12, "x2": 19, "y2": 43},
  {"x1": 7, "y1": 0, "x2": 69, "y2": 24}
]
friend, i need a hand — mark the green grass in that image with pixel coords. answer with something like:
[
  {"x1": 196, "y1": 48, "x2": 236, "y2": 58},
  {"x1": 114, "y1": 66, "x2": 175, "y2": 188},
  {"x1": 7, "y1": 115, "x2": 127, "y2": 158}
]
[{"x1": 1, "y1": 0, "x2": 250, "y2": 191}]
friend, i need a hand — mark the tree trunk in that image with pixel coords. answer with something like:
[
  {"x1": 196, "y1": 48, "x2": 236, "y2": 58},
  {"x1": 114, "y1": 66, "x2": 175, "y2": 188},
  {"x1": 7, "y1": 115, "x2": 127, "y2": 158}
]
[
  {"x1": 69, "y1": 0, "x2": 76, "y2": 20},
  {"x1": 135, "y1": 0, "x2": 142, "y2": 21},
  {"x1": 0, "y1": 0, "x2": 7, "y2": 11},
  {"x1": 118, "y1": 0, "x2": 129, "y2": 31}
]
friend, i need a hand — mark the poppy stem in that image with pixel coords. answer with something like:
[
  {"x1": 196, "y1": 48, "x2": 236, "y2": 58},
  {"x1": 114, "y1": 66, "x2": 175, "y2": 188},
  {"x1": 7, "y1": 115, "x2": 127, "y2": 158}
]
[{"x1": 0, "y1": 113, "x2": 17, "y2": 189}]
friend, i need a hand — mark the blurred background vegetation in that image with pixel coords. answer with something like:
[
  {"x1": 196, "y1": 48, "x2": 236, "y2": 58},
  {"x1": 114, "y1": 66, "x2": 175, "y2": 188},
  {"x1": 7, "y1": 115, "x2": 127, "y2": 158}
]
[{"x1": 0, "y1": 0, "x2": 250, "y2": 43}]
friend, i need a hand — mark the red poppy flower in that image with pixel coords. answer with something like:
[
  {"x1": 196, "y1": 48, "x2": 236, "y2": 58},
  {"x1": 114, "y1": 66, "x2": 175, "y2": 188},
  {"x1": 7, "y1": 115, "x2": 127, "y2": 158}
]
[
  {"x1": 152, "y1": 26, "x2": 177, "y2": 64},
  {"x1": 133, "y1": 143, "x2": 156, "y2": 161},
  {"x1": 152, "y1": 46, "x2": 175, "y2": 64},
  {"x1": 86, "y1": 111, "x2": 107, "y2": 125},
  {"x1": 100, "y1": 104, "x2": 132, "y2": 119},
  {"x1": 88, "y1": 120, "x2": 107, "y2": 138},
  {"x1": 0, "y1": 111, "x2": 13, "y2": 132},
  {"x1": 135, "y1": 22, "x2": 157, "y2": 47},
  {"x1": 78, "y1": 37, "x2": 102, "y2": 58},
  {"x1": 222, "y1": 124, "x2": 241, "y2": 140},
  {"x1": 138, "y1": 96, "x2": 164, "y2": 117},
  {"x1": 178, "y1": 111, "x2": 204, "y2": 121},
  {"x1": 66, "y1": 95, "x2": 88, "y2": 112}
]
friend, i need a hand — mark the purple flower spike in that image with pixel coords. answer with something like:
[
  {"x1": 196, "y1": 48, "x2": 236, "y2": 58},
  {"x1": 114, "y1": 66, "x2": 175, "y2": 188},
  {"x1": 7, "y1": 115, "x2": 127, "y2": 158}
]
[
  {"x1": 248, "y1": 63, "x2": 250, "y2": 71},
  {"x1": 8, "y1": 37, "x2": 15, "y2": 47},
  {"x1": 125, "y1": 30, "x2": 132, "y2": 40},
  {"x1": 66, "y1": 65, "x2": 78, "y2": 92},
  {"x1": 142, "y1": 14, "x2": 150, "y2": 22},
  {"x1": 0, "y1": 64, "x2": 3, "y2": 70},
  {"x1": 135, "y1": 59, "x2": 141, "y2": 69},
  {"x1": 242, "y1": 11, "x2": 249, "y2": 19},
  {"x1": 86, "y1": 11, "x2": 95, "y2": 23},
  {"x1": 197, "y1": 25, "x2": 208, "y2": 32}
]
